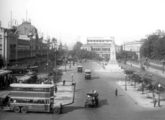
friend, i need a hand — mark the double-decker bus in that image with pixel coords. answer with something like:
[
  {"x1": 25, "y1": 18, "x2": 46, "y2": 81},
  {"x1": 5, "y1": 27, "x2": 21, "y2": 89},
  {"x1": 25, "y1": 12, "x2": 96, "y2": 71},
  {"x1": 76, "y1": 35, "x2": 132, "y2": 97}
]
[{"x1": 8, "y1": 83, "x2": 56, "y2": 113}]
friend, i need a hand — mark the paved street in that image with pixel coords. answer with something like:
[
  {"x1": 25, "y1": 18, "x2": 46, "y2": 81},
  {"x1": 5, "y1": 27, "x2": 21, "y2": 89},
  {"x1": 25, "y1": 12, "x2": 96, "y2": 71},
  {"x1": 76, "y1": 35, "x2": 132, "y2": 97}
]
[{"x1": 1, "y1": 61, "x2": 165, "y2": 120}]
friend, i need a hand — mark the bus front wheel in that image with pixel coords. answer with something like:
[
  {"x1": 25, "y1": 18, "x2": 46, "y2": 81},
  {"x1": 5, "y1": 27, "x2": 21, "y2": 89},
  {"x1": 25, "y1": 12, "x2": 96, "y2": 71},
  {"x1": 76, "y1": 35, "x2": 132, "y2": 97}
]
[
  {"x1": 21, "y1": 106, "x2": 28, "y2": 113},
  {"x1": 13, "y1": 106, "x2": 20, "y2": 113}
]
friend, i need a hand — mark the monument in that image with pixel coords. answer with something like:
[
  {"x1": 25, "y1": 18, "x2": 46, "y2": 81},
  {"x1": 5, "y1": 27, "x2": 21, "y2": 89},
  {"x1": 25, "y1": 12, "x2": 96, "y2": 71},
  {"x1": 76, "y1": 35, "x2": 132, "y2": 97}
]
[
  {"x1": 109, "y1": 40, "x2": 117, "y2": 64},
  {"x1": 105, "y1": 39, "x2": 123, "y2": 72}
]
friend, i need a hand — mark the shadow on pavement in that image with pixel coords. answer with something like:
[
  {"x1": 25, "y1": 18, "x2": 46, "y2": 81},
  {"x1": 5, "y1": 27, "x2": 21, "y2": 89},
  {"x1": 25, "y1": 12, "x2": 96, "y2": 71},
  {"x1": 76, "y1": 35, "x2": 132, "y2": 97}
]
[
  {"x1": 62, "y1": 106, "x2": 84, "y2": 114},
  {"x1": 91, "y1": 76, "x2": 100, "y2": 80},
  {"x1": 98, "y1": 99, "x2": 109, "y2": 107}
]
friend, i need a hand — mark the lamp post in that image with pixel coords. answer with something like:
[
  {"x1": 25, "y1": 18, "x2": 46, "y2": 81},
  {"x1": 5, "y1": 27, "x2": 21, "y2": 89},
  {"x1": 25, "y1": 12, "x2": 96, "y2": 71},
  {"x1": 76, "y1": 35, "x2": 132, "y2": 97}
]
[
  {"x1": 4, "y1": 32, "x2": 8, "y2": 68},
  {"x1": 158, "y1": 83, "x2": 161, "y2": 107},
  {"x1": 162, "y1": 60, "x2": 165, "y2": 73},
  {"x1": 55, "y1": 48, "x2": 57, "y2": 82},
  {"x1": 52, "y1": 38, "x2": 57, "y2": 82},
  {"x1": 125, "y1": 74, "x2": 127, "y2": 91},
  {"x1": 141, "y1": 74, "x2": 144, "y2": 94},
  {"x1": 71, "y1": 73, "x2": 74, "y2": 83},
  {"x1": 64, "y1": 57, "x2": 67, "y2": 72},
  {"x1": 46, "y1": 39, "x2": 51, "y2": 73}
]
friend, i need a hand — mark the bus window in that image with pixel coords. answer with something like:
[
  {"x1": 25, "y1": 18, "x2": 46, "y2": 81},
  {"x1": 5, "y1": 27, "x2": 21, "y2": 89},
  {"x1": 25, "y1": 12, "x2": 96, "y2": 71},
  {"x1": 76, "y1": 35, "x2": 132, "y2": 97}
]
[{"x1": 45, "y1": 99, "x2": 50, "y2": 104}]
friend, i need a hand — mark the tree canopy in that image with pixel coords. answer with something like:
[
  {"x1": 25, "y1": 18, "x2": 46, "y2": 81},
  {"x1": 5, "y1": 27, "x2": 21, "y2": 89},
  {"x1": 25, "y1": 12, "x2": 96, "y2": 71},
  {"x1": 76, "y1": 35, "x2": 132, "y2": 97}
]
[
  {"x1": 70, "y1": 41, "x2": 102, "y2": 61},
  {"x1": 116, "y1": 50, "x2": 138, "y2": 61},
  {"x1": 140, "y1": 30, "x2": 165, "y2": 60}
]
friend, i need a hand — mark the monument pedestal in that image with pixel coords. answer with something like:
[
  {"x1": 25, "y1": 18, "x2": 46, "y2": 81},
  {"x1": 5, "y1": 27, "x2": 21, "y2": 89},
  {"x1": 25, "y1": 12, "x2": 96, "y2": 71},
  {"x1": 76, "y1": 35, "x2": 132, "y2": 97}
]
[
  {"x1": 105, "y1": 62, "x2": 123, "y2": 72},
  {"x1": 108, "y1": 60, "x2": 117, "y2": 64}
]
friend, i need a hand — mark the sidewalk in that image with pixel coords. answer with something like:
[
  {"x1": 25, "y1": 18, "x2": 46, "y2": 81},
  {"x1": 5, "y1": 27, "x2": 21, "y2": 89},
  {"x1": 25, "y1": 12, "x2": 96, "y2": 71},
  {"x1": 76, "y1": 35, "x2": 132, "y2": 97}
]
[
  {"x1": 117, "y1": 80, "x2": 165, "y2": 109},
  {"x1": 54, "y1": 81, "x2": 75, "y2": 107},
  {"x1": 53, "y1": 64, "x2": 76, "y2": 107}
]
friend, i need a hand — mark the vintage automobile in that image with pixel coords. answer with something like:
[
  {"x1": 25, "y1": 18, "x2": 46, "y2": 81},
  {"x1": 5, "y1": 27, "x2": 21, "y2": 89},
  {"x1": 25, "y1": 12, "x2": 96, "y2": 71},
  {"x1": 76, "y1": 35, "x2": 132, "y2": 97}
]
[
  {"x1": 84, "y1": 69, "x2": 91, "y2": 79},
  {"x1": 77, "y1": 66, "x2": 83, "y2": 73},
  {"x1": 84, "y1": 90, "x2": 99, "y2": 108}
]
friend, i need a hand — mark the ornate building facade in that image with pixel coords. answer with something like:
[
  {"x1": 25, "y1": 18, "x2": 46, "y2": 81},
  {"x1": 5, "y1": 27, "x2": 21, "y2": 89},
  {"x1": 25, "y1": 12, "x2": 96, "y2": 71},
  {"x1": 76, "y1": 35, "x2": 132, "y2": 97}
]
[
  {"x1": 0, "y1": 21, "x2": 49, "y2": 66},
  {"x1": 81, "y1": 37, "x2": 115, "y2": 61},
  {"x1": 122, "y1": 40, "x2": 144, "y2": 60}
]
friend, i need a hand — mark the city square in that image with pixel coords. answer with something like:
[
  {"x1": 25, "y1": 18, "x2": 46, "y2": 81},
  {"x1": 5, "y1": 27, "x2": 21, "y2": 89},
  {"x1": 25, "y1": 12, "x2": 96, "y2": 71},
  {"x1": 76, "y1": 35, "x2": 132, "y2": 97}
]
[{"x1": 1, "y1": 0, "x2": 165, "y2": 120}]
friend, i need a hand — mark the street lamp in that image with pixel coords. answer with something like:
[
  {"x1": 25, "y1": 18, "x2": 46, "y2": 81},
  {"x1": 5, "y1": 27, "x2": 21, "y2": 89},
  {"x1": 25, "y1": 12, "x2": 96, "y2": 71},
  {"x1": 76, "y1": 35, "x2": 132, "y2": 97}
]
[
  {"x1": 125, "y1": 74, "x2": 127, "y2": 91},
  {"x1": 71, "y1": 73, "x2": 74, "y2": 83},
  {"x1": 54, "y1": 48, "x2": 57, "y2": 82},
  {"x1": 158, "y1": 83, "x2": 161, "y2": 107},
  {"x1": 64, "y1": 57, "x2": 67, "y2": 72},
  {"x1": 4, "y1": 32, "x2": 8, "y2": 68}
]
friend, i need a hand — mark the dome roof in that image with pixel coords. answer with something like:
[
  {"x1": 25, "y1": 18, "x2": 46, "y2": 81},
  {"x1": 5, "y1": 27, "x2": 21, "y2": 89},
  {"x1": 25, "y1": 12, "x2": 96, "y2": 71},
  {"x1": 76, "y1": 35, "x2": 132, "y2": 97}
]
[{"x1": 16, "y1": 21, "x2": 38, "y2": 37}]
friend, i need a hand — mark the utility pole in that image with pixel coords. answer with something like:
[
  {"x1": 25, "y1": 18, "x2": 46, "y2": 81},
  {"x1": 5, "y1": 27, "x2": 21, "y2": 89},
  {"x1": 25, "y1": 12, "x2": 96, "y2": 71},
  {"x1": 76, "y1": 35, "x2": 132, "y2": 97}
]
[
  {"x1": 71, "y1": 73, "x2": 74, "y2": 83},
  {"x1": 52, "y1": 38, "x2": 57, "y2": 82},
  {"x1": 4, "y1": 31, "x2": 8, "y2": 68},
  {"x1": 125, "y1": 74, "x2": 127, "y2": 91},
  {"x1": 47, "y1": 41, "x2": 49, "y2": 73},
  {"x1": 158, "y1": 83, "x2": 161, "y2": 107},
  {"x1": 55, "y1": 49, "x2": 57, "y2": 81}
]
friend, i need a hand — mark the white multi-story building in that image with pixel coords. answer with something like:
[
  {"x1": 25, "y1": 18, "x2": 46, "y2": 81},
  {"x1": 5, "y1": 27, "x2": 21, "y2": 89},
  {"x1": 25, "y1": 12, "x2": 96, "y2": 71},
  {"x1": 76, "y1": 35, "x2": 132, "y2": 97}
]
[
  {"x1": 122, "y1": 41, "x2": 144, "y2": 60},
  {"x1": 81, "y1": 37, "x2": 115, "y2": 60}
]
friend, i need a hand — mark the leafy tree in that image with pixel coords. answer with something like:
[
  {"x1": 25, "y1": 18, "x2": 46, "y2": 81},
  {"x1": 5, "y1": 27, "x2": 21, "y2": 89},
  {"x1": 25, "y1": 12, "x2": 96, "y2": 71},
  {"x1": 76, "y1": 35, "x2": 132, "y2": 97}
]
[
  {"x1": 116, "y1": 50, "x2": 138, "y2": 61},
  {"x1": 140, "y1": 30, "x2": 165, "y2": 60},
  {"x1": 70, "y1": 41, "x2": 102, "y2": 61},
  {"x1": 73, "y1": 41, "x2": 83, "y2": 51}
]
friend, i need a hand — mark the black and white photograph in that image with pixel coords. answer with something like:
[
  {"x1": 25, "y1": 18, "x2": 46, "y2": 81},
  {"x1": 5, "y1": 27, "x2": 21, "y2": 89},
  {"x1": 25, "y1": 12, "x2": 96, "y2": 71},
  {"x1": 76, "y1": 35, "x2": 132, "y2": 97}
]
[{"x1": 1, "y1": 0, "x2": 165, "y2": 120}]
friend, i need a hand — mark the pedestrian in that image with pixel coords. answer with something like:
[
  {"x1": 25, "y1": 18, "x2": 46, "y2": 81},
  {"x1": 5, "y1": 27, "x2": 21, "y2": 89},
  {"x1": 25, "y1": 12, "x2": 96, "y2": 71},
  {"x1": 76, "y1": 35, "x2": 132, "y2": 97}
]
[
  {"x1": 115, "y1": 88, "x2": 118, "y2": 96},
  {"x1": 55, "y1": 84, "x2": 57, "y2": 93},
  {"x1": 158, "y1": 98, "x2": 161, "y2": 107},
  {"x1": 59, "y1": 103, "x2": 63, "y2": 114},
  {"x1": 63, "y1": 80, "x2": 65, "y2": 86},
  {"x1": 153, "y1": 97, "x2": 157, "y2": 107}
]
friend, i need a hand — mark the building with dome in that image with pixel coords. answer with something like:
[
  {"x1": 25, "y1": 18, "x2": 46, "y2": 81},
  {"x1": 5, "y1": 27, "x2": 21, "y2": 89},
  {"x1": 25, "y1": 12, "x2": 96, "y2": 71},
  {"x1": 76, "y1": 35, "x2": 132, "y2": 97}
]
[
  {"x1": 16, "y1": 21, "x2": 39, "y2": 59},
  {"x1": 0, "y1": 20, "x2": 49, "y2": 66}
]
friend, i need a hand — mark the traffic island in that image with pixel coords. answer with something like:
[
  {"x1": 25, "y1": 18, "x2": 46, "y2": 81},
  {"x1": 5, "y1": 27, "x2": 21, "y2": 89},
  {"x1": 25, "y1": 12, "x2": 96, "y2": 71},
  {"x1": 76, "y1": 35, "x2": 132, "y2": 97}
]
[{"x1": 53, "y1": 81, "x2": 76, "y2": 113}]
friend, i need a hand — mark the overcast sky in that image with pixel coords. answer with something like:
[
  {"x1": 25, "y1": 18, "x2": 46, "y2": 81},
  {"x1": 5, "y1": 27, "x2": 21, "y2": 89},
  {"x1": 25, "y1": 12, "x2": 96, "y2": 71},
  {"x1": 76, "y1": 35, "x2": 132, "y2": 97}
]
[{"x1": 1, "y1": 0, "x2": 165, "y2": 47}]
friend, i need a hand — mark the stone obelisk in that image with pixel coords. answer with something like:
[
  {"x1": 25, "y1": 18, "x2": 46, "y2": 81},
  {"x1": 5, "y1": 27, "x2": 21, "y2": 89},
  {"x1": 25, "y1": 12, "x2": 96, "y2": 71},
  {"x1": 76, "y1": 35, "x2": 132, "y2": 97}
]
[
  {"x1": 105, "y1": 39, "x2": 123, "y2": 72},
  {"x1": 109, "y1": 40, "x2": 117, "y2": 64}
]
